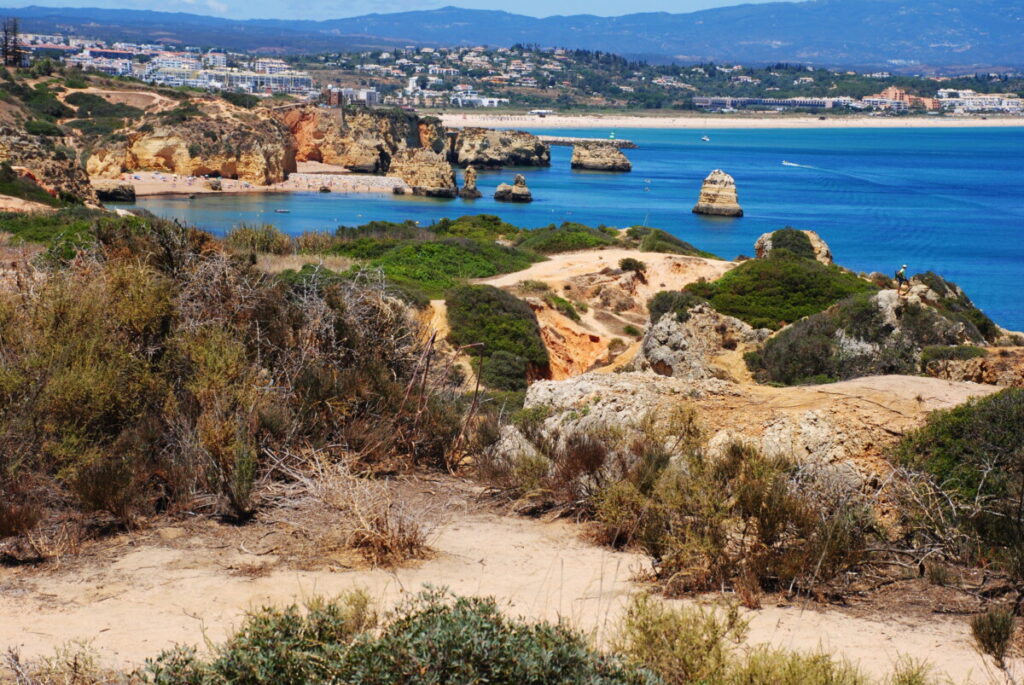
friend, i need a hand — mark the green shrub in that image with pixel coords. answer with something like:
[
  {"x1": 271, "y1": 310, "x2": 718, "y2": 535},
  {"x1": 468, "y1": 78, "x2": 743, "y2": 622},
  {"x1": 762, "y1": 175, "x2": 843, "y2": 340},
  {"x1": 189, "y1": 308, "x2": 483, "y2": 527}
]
[
  {"x1": 159, "y1": 102, "x2": 204, "y2": 123},
  {"x1": 65, "y1": 91, "x2": 143, "y2": 118},
  {"x1": 647, "y1": 291, "x2": 706, "y2": 324},
  {"x1": 620, "y1": 257, "x2": 647, "y2": 274},
  {"x1": 685, "y1": 252, "x2": 877, "y2": 330},
  {"x1": 433, "y1": 214, "x2": 521, "y2": 241},
  {"x1": 970, "y1": 607, "x2": 1015, "y2": 667},
  {"x1": 220, "y1": 91, "x2": 259, "y2": 109},
  {"x1": 515, "y1": 221, "x2": 617, "y2": 253},
  {"x1": 66, "y1": 117, "x2": 124, "y2": 137},
  {"x1": 517, "y1": 279, "x2": 550, "y2": 294},
  {"x1": 623, "y1": 324, "x2": 642, "y2": 338},
  {"x1": 24, "y1": 118, "x2": 64, "y2": 136},
  {"x1": 225, "y1": 224, "x2": 294, "y2": 255},
  {"x1": 544, "y1": 293, "x2": 580, "y2": 321},
  {"x1": 914, "y1": 271, "x2": 999, "y2": 343},
  {"x1": 447, "y1": 285, "x2": 548, "y2": 390},
  {"x1": 625, "y1": 226, "x2": 718, "y2": 259},
  {"x1": 768, "y1": 227, "x2": 816, "y2": 261},
  {"x1": 0, "y1": 162, "x2": 65, "y2": 207},
  {"x1": 919, "y1": 344, "x2": 987, "y2": 369}
]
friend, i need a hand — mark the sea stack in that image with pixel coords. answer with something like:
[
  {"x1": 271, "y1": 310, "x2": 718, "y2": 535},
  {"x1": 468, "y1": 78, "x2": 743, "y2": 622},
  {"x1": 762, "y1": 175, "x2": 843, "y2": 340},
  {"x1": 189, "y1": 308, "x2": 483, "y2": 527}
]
[
  {"x1": 387, "y1": 148, "x2": 457, "y2": 198},
  {"x1": 459, "y1": 165, "x2": 482, "y2": 199},
  {"x1": 570, "y1": 142, "x2": 632, "y2": 172},
  {"x1": 494, "y1": 173, "x2": 533, "y2": 203},
  {"x1": 692, "y1": 169, "x2": 742, "y2": 217}
]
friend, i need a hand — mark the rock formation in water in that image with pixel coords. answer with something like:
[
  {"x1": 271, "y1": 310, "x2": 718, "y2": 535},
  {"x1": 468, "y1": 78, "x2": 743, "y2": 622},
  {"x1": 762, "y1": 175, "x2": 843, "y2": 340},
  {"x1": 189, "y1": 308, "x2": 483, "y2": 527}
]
[
  {"x1": 754, "y1": 229, "x2": 833, "y2": 264},
  {"x1": 570, "y1": 142, "x2": 632, "y2": 172},
  {"x1": 692, "y1": 169, "x2": 742, "y2": 217},
  {"x1": 0, "y1": 126, "x2": 98, "y2": 204},
  {"x1": 87, "y1": 112, "x2": 296, "y2": 185},
  {"x1": 92, "y1": 180, "x2": 136, "y2": 203},
  {"x1": 451, "y1": 128, "x2": 550, "y2": 168},
  {"x1": 388, "y1": 148, "x2": 457, "y2": 198},
  {"x1": 459, "y1": 165, "x2": 482, "y2": 199},
  {"x1": 494, "y1": 174, "x2": 533, "y2": 203}
]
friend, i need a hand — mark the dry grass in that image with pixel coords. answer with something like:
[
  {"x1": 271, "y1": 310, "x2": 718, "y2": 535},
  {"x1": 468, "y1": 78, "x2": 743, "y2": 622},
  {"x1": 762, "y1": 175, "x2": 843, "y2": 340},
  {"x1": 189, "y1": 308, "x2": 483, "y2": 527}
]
[{"x1": 255, "y1": 253, "x2": 355, "y2": 275}]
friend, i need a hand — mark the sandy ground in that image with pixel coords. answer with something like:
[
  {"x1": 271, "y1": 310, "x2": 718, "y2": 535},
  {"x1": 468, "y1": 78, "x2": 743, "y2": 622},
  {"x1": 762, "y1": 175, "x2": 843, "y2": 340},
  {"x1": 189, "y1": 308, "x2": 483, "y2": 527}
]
[
  {"x1": 105, "y1": 171, "x2": 406, "y2": 197},
  {"x1": 440, "y1": 112, "x2": 1024, "y2": 130},
  {"x1": 0, "y1": 494, "x2": 1012, "y2": 684},
  {"x1": 0, "y1": 193, "x2": 56, "y2": 213}
]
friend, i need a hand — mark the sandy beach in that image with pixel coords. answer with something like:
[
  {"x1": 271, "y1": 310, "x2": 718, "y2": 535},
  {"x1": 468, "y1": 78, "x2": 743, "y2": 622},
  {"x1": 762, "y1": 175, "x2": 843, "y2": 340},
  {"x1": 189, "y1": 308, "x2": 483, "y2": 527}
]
[
  {"x1": 440, "y1": 112, "x2": 1024, "y2": 130},
  {"x1": 103, "y1": 169, "x2": 407, "y2": 198}
]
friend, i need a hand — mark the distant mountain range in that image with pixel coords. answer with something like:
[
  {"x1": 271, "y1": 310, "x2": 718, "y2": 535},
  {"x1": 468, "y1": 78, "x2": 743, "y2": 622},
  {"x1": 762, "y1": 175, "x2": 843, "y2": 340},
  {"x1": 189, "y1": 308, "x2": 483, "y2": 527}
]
[{"x1": 4, "y1": 0, "x2": 1023, "y2": 68}]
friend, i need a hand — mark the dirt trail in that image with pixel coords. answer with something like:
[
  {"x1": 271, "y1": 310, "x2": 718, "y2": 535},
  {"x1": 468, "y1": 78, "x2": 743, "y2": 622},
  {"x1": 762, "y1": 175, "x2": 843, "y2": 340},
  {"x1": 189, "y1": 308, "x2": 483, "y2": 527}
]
[{"x1": 0, "y1": 499, "x2": 1011, "y2": 683}]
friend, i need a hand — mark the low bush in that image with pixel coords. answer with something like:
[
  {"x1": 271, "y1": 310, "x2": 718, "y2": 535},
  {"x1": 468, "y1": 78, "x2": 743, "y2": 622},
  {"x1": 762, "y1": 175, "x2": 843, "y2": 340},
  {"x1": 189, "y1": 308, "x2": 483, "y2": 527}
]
[
  {"x1": 919, "y1": 344, "x2": 987, "y2": 369},
  {"x1": 544, "y1": 292, "x2": 580, "y2": 321},
  {"x1": 433, "y1": 213, "x2": 521, "y2": 241},
  {"x1": 515, "y1": 221, "x2": 617, "y2": 253},
  {"x1": 224, "y1": 224, "x2": 294, "y2": 255},
  {"x1": 447, "y1": 285, "x2": 548, "y2": 390},
  {"x1": 914, "y1": 271, "x2": 1000, "y2": 343},
  {"x1": 24, "y1": 118, "x2": 63, "y2": 136},
  {"x1": 65, "y1": 91, "x2": 143, "y2": 118},
  {"x1": 685, "y1": 252, "x2": 877, "y2": 330},
  {"x1": 647, "y1": 290, "x2": 706, "y2": 324},
  {"x1": 625, "y1": 226, "x2": 719, "y2": 259},
  {"x1": 220, "y1": 90, "x2": 259, "y2": 109},
  {"x1": 767, "y1": 227, "x2": 817, "y2": 261},
  {"x1": 620, "y1": 257, "x2": 647, "y2": 274},
  {"x1": 0, "y1": 162, "x2": 65, "y2": 207},
  {"x1": 970, "y1": 607, "x2": 1015, "y2": 667}
]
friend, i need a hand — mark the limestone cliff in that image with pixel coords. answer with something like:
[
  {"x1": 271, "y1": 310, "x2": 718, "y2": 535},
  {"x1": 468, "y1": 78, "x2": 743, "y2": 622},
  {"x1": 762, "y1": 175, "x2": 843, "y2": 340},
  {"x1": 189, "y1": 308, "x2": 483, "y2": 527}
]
[
  {"x1": 692, "y1": 169, "x2": 742, "y2": 217},
  {"x1": 451, "y1": 128, "x2": 550, "y2": 168},
  {"x1": 924, "y1": 348, "x2": 1024, "y2": 388},
  {"x1": 88, "y1": 114, "x2": 296, "y2": 185},
  {"x1": 494, "y1": 174, "x2": 532, "y2": 203},
  {"x1": 0, "y1": 126, "x2": 97, "y2": 204},
  {"x1": 755, "y1": 229, "x2": 833, "y2": 264},
  {"x1": 277, "y1": 107, "x2": 423, "y2": 173},
  {"x1": 570, "y1": 142, "x2": 631, "y2": 172},
  {"x1": 388, "y1": 148, "x2": 457, "y2": 198},
  {"x1": 459, "y1": 166, "x2": 482, "y2": 199}
]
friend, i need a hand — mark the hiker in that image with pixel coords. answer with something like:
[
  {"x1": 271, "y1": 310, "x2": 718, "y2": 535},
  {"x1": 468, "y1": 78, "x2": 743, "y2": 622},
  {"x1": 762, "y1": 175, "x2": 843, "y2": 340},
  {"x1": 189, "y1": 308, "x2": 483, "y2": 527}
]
[{"x1": 895, "y1": 264, "x2": 908, "y2": 292}]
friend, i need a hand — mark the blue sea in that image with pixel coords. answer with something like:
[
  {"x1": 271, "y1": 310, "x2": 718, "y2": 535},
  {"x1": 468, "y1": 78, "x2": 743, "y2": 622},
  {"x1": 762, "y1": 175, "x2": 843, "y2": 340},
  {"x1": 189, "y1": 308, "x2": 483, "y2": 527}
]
[{"x1": 122, "y1": 127, "x2": 1024, "y2": 331}]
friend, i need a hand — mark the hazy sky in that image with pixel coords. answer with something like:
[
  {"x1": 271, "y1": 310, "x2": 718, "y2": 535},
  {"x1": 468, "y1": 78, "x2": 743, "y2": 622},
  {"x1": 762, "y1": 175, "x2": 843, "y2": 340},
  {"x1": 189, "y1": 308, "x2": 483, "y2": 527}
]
[{"x1": 6, "y1": 0, "x2": 784, "y2": 20}]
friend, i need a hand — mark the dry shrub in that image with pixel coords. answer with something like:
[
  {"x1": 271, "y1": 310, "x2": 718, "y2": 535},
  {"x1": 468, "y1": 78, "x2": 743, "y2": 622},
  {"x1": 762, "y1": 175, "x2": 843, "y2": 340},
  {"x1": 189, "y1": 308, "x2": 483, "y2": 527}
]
[
  {"x1": 294, "y1": 230, "x2": 341, "y2": 254},
  {"x1": 0, "y1": 499, "x2": 42, "y2": 539},
  {"x1": 971, "y1": 606, "x2": 1015, "y2": 667},
  {"x1": 4, "y1": 642, "x2": 114, "y2": 685},
  {"x1": 293, "y1": 457, "x2": 430, "y2": 566},
  {"x1": 224, "y1": 224, "x2": 294, "y2": 255}
]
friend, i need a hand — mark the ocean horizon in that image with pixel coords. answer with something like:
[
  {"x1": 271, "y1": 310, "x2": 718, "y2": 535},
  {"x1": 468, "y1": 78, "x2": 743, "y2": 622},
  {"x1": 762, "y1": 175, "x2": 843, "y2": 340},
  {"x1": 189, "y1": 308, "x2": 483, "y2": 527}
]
[{"x1": 122, "y1": 126, "x2": 1024, "y2": 331}]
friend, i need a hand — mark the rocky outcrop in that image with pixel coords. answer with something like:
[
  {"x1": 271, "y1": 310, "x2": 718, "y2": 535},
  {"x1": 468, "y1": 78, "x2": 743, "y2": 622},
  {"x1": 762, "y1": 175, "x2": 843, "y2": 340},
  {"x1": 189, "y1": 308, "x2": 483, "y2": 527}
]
[
  {"x1": 388, "y1": 148, "x2": 457, "y2": 198},
  {"x1": 494, "y1": 174, "x2": 532, "y2": 203},
  {"x1": 635, "y1": 304, "x2": 770, "y2": 380},
  {"x1": 459, "y1": 166, "x2": 482, "y2": 199},
  {"x1": 755, "y1": 229, "x2": 833, "y2": 264},
  {"x1": 0, "y1": 126, "x2": 97, "y2": 204},
  {"x1": 277, "y1": 106, "x2": 422, "y2": 173},
  {"x1": 92, "y1": 180, "x2": 136, "y2": 202},
  {"x1": 88, "y1": 115, "x2": 296, "y2": 185},
  {"x1": 570, "y1": 142, "x2": 631, "y2": 172},
  {"x1": 692, "y1": 169, "x2": 742, "y2": 217},
  {"x1": 451, "y1": 128, "x2": 550, "y2": 168},
  {"x1": 924, "y1": 348, "x2": 1024, "y2": 388}
]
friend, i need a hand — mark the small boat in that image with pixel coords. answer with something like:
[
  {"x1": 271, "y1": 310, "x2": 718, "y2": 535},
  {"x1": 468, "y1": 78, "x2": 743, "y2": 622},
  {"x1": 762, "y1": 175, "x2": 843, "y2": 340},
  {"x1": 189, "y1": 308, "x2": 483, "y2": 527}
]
[
  {"x1": 782, "y1": 160, "x2": 799, "y2": 167},
  {"x1": 701, "y1": 135, "x2": 710, "y2": 142},
  {"x1": 275, "y1": 209, "x2": 291, "y2": 213}
]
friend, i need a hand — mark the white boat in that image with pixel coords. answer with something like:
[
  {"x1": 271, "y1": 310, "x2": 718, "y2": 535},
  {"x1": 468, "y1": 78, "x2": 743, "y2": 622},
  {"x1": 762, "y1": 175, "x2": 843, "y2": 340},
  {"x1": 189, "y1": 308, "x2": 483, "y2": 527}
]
[
  {"x1": 782, "y1": 160, "x2": 799, "y2": 167},
  {"x1": 275, "y1": 209, "x2": 291, "y2": 213},
  {"x1": 701, "y1": 135, "x2": 710, "y2": 142}
]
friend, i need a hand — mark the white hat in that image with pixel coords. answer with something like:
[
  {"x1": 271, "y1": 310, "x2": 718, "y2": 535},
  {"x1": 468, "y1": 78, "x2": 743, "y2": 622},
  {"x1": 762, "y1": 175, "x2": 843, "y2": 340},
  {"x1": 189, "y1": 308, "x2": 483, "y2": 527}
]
[{"x1": 902, "y1": 264, "x2": 907, "y2": 268}]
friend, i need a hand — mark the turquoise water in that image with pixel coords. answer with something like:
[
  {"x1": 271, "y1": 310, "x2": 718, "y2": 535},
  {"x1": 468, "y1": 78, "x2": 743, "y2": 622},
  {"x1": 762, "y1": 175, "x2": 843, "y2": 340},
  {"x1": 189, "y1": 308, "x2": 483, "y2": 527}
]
[{"x1": 123, "y1": 127, "x2": 1024, "y2": 330}]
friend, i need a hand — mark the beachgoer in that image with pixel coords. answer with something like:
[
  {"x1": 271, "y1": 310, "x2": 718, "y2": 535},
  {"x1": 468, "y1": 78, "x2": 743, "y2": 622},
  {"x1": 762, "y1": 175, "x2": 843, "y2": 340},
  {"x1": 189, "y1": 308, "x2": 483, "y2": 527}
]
[{"x1": 895, "y1": 264, "x2": 908, "y2": 292}]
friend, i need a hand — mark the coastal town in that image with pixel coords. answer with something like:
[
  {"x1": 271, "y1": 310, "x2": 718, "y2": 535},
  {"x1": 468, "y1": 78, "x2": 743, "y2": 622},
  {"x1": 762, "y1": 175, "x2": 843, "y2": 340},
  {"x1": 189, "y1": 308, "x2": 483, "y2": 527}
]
[{"x1": 14, "y1": 30, "x2": 1024, "y2": 115}]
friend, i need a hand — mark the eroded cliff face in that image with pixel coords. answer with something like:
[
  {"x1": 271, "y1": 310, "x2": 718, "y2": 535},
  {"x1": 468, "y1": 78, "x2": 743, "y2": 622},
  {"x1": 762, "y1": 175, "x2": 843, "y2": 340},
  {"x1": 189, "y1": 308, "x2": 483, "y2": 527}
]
[
  {"x1": 570, "y1": 142, "x2": 631, "y2": 172},
  {"x1": 388, "y1": 148, "x2": 457, "y2": 197},
  {"x1": 925, "y1": 348, "x2": 1024, "y2": 387},
  {"x1": 692, "y1": 169, "x2": 742, "y2": 217},
  {"x1": 451, "y1": 128, "x2": 550, "y2": 168},
  {"x1": 87, "y1": 114, "x2": 296, "y2": 185},
  {"x1": 0, "y1": 126, "x2": 98, "y2": 204},
  {"x1": 277, "y1": 107, "x2": 424, "y2": 173}
]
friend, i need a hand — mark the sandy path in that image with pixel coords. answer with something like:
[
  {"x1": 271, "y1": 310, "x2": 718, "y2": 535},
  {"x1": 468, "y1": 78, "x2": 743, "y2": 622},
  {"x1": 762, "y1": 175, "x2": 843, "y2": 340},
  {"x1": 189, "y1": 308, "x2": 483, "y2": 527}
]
[
  {"x1": 0, "y1": 502, "x2": 1012, "y2": 683},
  {"x1": 440, "y1": 112, "x2": 1024, "y2": 130},
  {"x1": 0, "y1": 193, "x2": 56, "y2": 213}
]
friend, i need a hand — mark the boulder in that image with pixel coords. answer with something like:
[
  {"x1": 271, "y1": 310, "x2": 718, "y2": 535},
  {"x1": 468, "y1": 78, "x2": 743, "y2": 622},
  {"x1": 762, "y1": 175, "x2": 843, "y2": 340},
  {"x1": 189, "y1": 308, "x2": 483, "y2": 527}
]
[
  {"x1": 570, "y1": 142, "x2": 631, "y2": 172},
  {"x1": 92, "y1": 181, "x2": 136, "y2": 203},
  {"x1": 634, "y1": 304, "x2": 770, "y2": 380},
  {"x1": 494, "y1": 173, "x2": 532, "y2": 203},
  {"x1": 387, "y1": 148, "x2": 457, "y2": 198},
  {"x1": 452, "y1": 128, "x2": 550, "y2": 168},
  {"x1": 459, "y1": 165, "x2": 482, "y2": 199},
  {"x1": 754, "y1": 229, "x2": 833, "y2": 265},
  {"x1": 692, "y1": 169, "x2": 742, "y2": 217}
]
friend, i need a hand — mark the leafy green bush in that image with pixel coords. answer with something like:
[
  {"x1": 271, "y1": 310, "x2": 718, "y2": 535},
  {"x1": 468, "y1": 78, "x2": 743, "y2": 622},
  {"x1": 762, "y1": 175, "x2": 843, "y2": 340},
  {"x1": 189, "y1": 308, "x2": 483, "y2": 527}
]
[
  {"x1": 24, "y1": 118, "x2": 64, "y2": 136},
  {"x1": 515, "y1": 221, "x2": 617, "y2": 253},
  {"x1": 143, "y1": 589, "x2": 653, "y2": 685},
  {"x1": 647, "y1": 291, "x2": 707, "y2": 324},
  {"x1": 447, "y1": 285, "x2": 548, "y2": 390},
  {"x1": 768, "y1": 227, "x2": 816, "y2": 261},
  {"x1": 220, "y1": 91, "x2": 259, "y2": 109},
  {"x1": 685, "y1": 252, "x2": 877, "y2": 330},
  {"x1": 625, "y1": 226, "x2": 719, "y2": 259},
  {"x1": 433, "y1": 214, "x2": 521, "y2": 241},
  {"x1": 919, "y1": 344, "x2": 987, "y2": 369},
  {"x1": 65, "y1": 117, "x2": 124, "y2": 137},
  {"x1": 620, "y1": 257, "x2": 647, "y2": 274},
  {"x1": 0, "y1": 162, "x2": 65, "y2": 207},
  {"x1": 159, "y1": 102, "x2": 204, "y2": 123},
  {"x1": 65, "y1": 91, "x2": 143, "y2": 118},
  {"x1": 914, "y1": 271, "x2": 999, "y2": 343},
  {"x1": 544, "y1": 293, "x2": 580, "y2": 321}
]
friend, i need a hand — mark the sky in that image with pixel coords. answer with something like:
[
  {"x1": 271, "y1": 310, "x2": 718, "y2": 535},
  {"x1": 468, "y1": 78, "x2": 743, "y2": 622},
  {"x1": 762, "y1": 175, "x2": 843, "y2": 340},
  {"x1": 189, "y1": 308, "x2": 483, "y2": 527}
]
[{"x1": 2, "y1": 0, "x2": 782, "y2": 20}]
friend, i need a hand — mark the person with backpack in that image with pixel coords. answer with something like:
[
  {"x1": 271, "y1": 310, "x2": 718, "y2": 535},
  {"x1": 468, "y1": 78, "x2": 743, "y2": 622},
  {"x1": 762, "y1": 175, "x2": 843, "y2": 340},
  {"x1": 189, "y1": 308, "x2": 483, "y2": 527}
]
[{"x1": 895, "y1": 264, "x2": 908, "y2": 293}]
